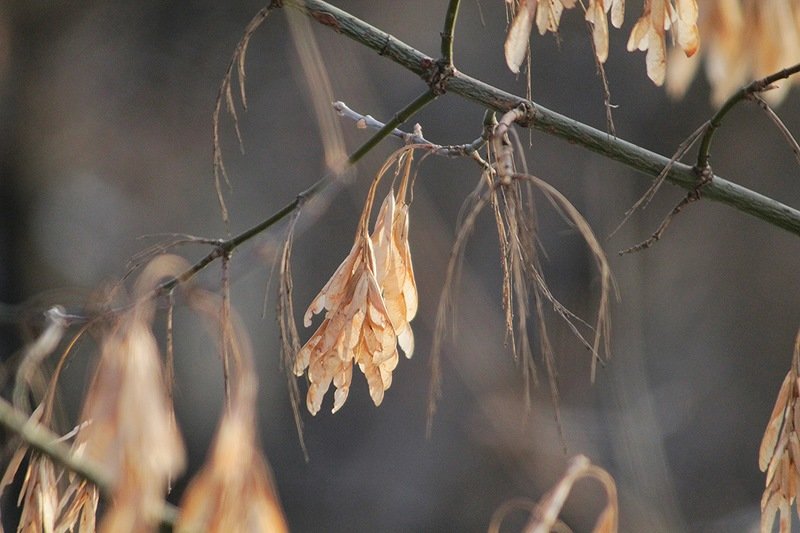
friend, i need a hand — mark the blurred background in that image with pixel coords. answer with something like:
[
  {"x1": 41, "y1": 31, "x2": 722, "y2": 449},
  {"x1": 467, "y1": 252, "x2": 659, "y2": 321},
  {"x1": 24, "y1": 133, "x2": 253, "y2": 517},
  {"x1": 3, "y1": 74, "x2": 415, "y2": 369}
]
[{"x1": 1, "y1": 1, "x2": 799, "y2": 531}]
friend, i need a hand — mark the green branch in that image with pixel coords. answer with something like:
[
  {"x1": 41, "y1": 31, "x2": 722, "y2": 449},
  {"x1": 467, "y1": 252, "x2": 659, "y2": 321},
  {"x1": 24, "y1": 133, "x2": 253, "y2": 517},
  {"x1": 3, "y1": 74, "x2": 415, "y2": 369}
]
[
  {"x1": 156, "y1": 90, "x2": 438, "y2": 299},
  {"x1": 441, "y1": 0, "x2": 461, "y2": 66},
  {"x1": 286, "y1": 0, "x2": 800, "y2": 237}
]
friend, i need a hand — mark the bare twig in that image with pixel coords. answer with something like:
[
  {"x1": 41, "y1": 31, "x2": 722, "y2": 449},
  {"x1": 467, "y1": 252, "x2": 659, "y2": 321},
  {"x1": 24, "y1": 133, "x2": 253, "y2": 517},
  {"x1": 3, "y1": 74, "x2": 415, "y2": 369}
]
[
  {"x1": 610, "y1": 121, "x2": 707, "y2": 239},
  {"x1": 696, "y1": 63, "x2": 800, "y2": 169},
  {"x1": 751, "y1": 94, "x2": 800, "y2": 167},
  {"x1": 333, "y1": 100, "x2": 487, "y2": 159},
  {"x1": 620, "y1": 165, "x2": 713, "y2": 254}
]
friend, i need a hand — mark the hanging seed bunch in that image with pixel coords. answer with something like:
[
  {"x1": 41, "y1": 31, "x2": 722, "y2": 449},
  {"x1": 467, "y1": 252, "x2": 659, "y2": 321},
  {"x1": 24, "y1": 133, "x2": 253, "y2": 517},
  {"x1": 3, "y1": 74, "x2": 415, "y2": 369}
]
[{"x1": 294, "y1": 146, "x2": 419, "y2": 415}]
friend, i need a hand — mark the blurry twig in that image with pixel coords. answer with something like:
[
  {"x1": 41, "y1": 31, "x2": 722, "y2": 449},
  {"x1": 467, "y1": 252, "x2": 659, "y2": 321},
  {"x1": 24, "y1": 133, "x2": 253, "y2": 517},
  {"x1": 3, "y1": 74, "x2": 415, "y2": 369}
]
[{"x1": 525, "y1": 455, "x2": 618, "y2": 533}]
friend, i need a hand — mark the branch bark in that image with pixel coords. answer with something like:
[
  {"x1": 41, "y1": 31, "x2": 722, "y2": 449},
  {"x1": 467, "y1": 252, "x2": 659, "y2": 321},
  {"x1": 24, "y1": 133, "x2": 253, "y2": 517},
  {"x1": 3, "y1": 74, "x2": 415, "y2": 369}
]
[{"x1": 285, "y1": 0, "x2": 800, "y2": 237}]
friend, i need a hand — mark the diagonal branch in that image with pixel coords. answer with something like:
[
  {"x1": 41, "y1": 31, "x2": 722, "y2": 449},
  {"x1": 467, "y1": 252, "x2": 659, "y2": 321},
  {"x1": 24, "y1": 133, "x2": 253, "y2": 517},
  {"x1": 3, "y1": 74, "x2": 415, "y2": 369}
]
[{"x1": 284, "y1": 0, "x2": 800, "y2": 237}]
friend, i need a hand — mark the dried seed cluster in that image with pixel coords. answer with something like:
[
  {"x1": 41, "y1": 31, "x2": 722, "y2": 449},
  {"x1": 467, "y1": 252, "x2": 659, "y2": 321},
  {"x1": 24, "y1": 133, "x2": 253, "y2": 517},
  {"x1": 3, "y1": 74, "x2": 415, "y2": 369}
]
[
  {"x1": 760, "y1": 332, "x2": 800, "y2": 533},
  {"x1": 295, "y1": 149, "x2": 418, "y2": 415},
  {"x1": 668, "y1": 0, "x2": 800, "y2": 105},
  {"x1": 504, "y1": 1, "x2": 700, "y2": 85}
]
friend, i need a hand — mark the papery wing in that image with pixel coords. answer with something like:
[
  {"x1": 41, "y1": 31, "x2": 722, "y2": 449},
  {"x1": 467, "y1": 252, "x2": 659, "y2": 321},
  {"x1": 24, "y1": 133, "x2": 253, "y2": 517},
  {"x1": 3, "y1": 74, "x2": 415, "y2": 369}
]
[
  {"x1": 304, "y1": 241, "x2": 361, "y2": 327},
  {"x1": 505, "y1": 0, "x2": 537, "y2": 73}
]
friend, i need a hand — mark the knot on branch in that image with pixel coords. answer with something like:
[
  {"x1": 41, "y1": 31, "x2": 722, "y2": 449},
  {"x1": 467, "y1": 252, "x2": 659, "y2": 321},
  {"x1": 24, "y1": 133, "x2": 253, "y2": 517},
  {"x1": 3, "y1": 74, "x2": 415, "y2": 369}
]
[
  {"x1": 691, "y1": 163, "x2": 714, "y2": 198},
  {"x1": 512, "y1": 101, "x2": 536, "y2": 128},
  {"x1": 422, "y1": 58, "x2": 455, "y2": 96}
]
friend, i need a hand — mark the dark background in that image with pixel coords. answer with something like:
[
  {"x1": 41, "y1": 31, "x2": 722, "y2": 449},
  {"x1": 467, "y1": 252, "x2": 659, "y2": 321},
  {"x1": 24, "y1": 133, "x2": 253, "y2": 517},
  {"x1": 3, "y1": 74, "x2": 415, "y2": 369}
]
[{"x1": 1, "y1": 2, "x2": 799, "y2": 531}]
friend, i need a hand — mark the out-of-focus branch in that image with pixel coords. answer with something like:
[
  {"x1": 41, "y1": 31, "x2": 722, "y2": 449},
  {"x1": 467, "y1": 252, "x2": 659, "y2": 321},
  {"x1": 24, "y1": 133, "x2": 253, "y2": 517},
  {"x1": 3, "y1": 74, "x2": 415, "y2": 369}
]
[
  {"x1": 0, "y1": 398, "x2": 111, "y2": 492},
  {"x1": 284, "y1": 0, "x2": 800, "y2": 237},
  {"x1": 0, "y1": 397, "x2": 179, "y2": 528}
]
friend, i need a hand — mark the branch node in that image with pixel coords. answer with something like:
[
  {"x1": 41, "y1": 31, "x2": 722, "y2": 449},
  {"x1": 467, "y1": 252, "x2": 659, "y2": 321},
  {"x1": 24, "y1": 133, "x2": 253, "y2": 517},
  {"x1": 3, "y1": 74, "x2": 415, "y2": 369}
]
[{"x1": 423, "y1": 58, "x2": 455, "y2": 96}]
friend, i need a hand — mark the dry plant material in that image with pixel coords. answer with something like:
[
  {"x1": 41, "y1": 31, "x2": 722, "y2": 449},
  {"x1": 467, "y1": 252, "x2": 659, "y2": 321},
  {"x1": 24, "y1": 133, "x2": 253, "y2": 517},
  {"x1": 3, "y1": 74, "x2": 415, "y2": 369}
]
[
  {"x1": 371, "y1": 153, "x2": 419, "y2": 358},
  {"x1": 585, "y1": 0, "x2": 626, "y2": 63},
  {"x1": 176, "y1": 403, "x2": 289, "y2": 533},
  {"x1": 504, "y1": 0, "x2": 700, "y2": 87},
  {"x1": 213, "y1": 7, "x2": 274, "y2": 225},
  {"x1": 295, "y1": 147, "x2": 419, "y2": 415},
  {"x1": 72, "y1": 256, "x2": 187, "y2": 532},
  {"x1": 505, "y1": 0, "x2": 578, "y2": 73},
  {"x1": 177, "y1": 289, "x2": 288, "y2": 533},
  {"x1": 626, "y1": 0, "x2": 699, "y2": 85},
  {"x1": 759, "y1": 330, "x2": 800, "y2": 533},
  {"x1": 285, "y1": 6, "x2": 348, "y2": 174},
  {"x1": 277, "y1": 212, "x2": 309, "y2": 459},
  {"x1": 0, "y1": 323, "x2": 101, "y2": 532},
  {"x1": 668, "y1": 0, "x2": 800, "y2": 105},
  {"x1": 428, "y1": 117, "x2": 613, "y2": 434},
  {"x1": 4, "y1": 407, "x2": 60, "y2": 532},
  {"x1": 525, "y1": 455, "x2": 618, "y2": 533}
]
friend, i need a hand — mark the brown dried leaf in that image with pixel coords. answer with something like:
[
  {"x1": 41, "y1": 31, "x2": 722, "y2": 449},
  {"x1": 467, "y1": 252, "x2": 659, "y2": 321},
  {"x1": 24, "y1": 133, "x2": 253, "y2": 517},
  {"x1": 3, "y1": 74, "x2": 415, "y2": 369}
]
[{"x1": 586, "y1": 0, "x2": 610, "y2": 63}]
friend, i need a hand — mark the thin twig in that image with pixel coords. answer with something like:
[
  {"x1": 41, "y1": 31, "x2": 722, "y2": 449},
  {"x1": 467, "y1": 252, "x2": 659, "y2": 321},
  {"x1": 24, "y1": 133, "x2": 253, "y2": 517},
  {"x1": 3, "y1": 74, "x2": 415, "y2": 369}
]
[
  {"x1": 609, "y1": 121, "x2": 707, "y2": 239},
  {"x1": 333, "y1": 100, "x2": 487, "y2": 158},
  {"x1": 696, "y1": 63, "x2": 800, "y2": 169},
  {"x1": 751, "y1": 94, "x2": 800, "y2": 167},
  {"x1": 52, "y1": 91, "x2": 439, "y2": 328},
  {"x1": 619, "y1": 165, "x2": 713, "y2": 254}
]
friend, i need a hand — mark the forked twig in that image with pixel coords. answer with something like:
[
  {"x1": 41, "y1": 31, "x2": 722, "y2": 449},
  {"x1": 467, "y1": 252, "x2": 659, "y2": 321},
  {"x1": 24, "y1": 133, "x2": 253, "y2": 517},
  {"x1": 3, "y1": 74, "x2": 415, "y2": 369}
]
[
  {"x1": 620, "y1": 164, "x2": 713, "y2": 254},
  {"x1": 697, "y1": 63, "x2": 800, "y2": 169}
]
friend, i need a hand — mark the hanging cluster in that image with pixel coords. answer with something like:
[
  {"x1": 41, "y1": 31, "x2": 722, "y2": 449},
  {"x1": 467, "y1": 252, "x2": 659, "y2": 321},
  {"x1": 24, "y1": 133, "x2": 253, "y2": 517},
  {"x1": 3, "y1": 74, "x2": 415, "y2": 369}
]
[
  {"x1": 667, "y1": 0, "x2": 800, "y2": 105},
  {"x1": 504, "y1": 0, "x2": 700, "y2": 84},
  {"x1": 294, "y1": 147, "x2": 419, "y2": 415},
  {"x1": 759, "y1": 332, "x2": 800, "y2": 533}
]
